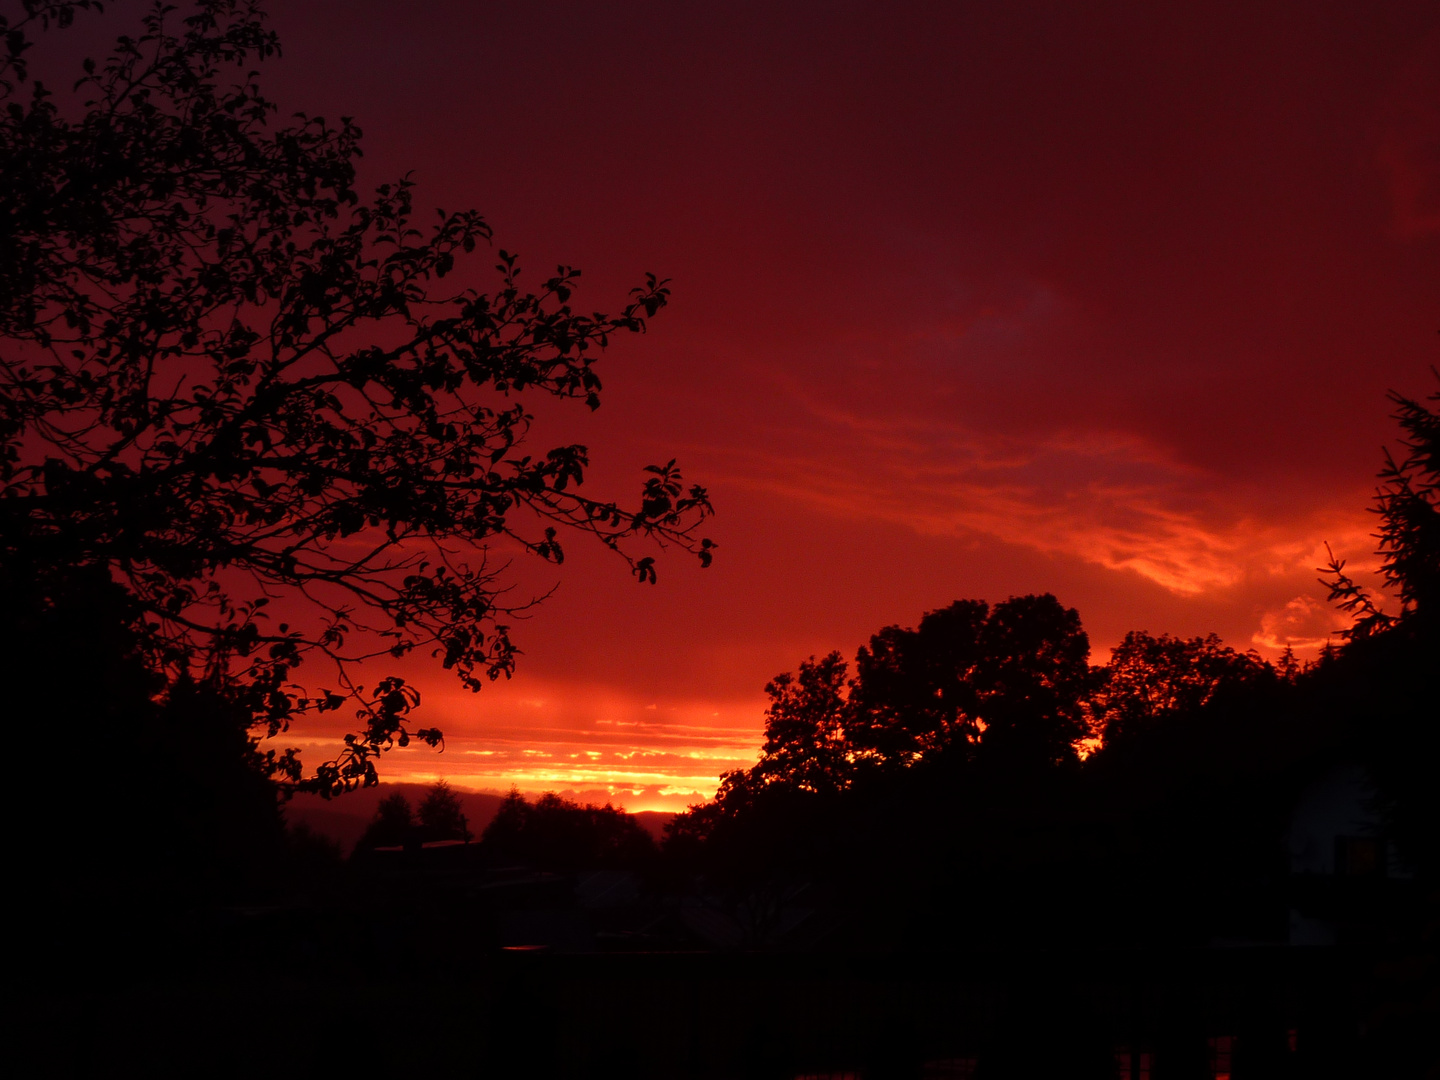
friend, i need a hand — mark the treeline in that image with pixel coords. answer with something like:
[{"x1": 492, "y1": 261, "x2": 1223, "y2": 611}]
[
  {"x1": 352, "y1": 784, "x2": 659, "y2": 871},
  {"x1": 345, "y1": 580, "x2": 1433, "y2": 953},
  {"x1": 654, "y1": 377, "x2": 1437, "y2": 950},
  {"x1": 656, "y1": 591, "x2": 1432, "y2": 949},
  {"x1": 11, "y1": 377, "x2": 1432, "y2": 958},
  {"x1": 659, "y1": 602, "x2": 1302, "y2": 945},
  {"x1": 354, "y1": 782, "x2": 474, "y2": 849},
  {"x1": 681, "y1": 596, "x2": 1284, "y2": 822}
]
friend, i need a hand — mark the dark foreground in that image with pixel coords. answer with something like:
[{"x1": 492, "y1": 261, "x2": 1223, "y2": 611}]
[{"x1": 16, "y1": 936, "x2": 1433, "y2": 1078}]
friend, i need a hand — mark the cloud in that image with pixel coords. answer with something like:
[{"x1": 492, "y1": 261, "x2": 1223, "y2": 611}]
[
  {"x1": 365, "y1": 680, "x2": 767, "y2": 810},
  {"x1": 707, "y1": 400, "x2": 1374, "y2": 598},
  {"x1": 1252, "y1": 595, "x2": 1354, "y2": 653}
]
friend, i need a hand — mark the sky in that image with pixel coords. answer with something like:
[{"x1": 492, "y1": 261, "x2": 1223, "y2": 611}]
[{"x1": 58, "y1": 1, "x2": 1440, "y2": 810}]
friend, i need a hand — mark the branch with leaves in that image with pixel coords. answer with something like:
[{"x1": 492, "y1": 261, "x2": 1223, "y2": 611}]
[
  {"x1": 0, "y1": 0, "x2": 714, "y2": 793},
  {"x1": 1318, "y1": 373, "x2": 1439, "y2": 641}
]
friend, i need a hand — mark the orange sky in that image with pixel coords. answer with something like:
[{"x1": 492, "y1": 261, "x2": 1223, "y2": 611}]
[{"x1": 66, "y1": 2, "x2": 1439, "y2": 811}]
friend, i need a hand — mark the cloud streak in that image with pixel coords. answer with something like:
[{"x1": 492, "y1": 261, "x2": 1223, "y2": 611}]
[
  {"x1": 708, "y1": 398, "x2": 1375, "y2": 599},
  {"x1": 361, "y1": 683, "x2": 767, "y2": 810}
]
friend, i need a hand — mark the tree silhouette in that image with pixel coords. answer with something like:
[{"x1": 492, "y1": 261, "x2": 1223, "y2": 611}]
[
  {"x1": 482, "y1": 786, "x2": 530, "y2": 855},
  {"x1": 694, "y1": 594, "x2": 1096, "y2": 840},
  {"x1": 848, "y1": 595, "x2": 1093, "y2": 772},
  {"x1": 358, "y1": 791, "x2": 414, "y2": 850},
  {"x1": 3, "y1": 557, "x2": 294, "y2": 920},
  {"x1": 1374, "y1": 380, "x2": 1440, "y2": 627},
  {"x1": 417, "y1": 780, "x2": 470, "y2": 843},
  {"x1": 1092, "y1": 630, "x2": 1270, "y2": 746},
  {"x1": 848, "y1": 599, "x2": 990, "y2": 768},
  {"x1": 751, "y1": 651, "x2": 852, "y2": 795},
  {"x1": 967, "y1": 593, "x2": 1093, "y2": 770},
  {"x1": 1317, "y1": 374, "x2": 1439, "y2": 874},
  {"x1": 1320, "y1": 374, "x2": 1439, "y2": 639},
  {"x1": 479, "y1": 789, "x2": 655, "y2": 869},
  {"x1": 0, "y1": 0, "x2": 713, "y2": 792},
  {"x1": 677, "y1": 594, "x2": 1099, "y2": 901}
]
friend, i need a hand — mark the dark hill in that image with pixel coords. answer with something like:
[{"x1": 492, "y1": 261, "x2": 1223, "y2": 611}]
[
  {"x1": 285, "y1": 783, "x2": 507, "y2": 854},
  {"x1": 285, "y1": 784, "x2": 675, "y2": 853},
  {"x1": 632, "y1": 811, "x2": 676, "y2": 843}
]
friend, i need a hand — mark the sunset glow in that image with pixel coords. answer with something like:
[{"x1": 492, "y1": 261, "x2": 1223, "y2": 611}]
[
  {"x1": 220, "y1": 0, "x2": 1440, "y2": 806},
  {"x1": 8, "y1": 6, "x2": 1435, "y2": 1074}
]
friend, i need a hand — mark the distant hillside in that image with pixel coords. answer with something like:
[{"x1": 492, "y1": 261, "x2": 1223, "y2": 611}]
[
  {"x1": 632, "y1": 811, "x2": 676, "y2": 843},
  {"x1": 285, "y1": 784, "x2": 674, "y2": 853},
  {"x1": 285, "y1": 783, "x2": 507, "y2": 854}
]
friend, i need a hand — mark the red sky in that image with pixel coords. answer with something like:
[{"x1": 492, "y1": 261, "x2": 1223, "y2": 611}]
[{"x1": 67, "y1": 2, "x2": 1440, "y2": 809}]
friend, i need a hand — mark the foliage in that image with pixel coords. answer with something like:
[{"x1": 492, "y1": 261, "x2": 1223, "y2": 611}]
[
  {"x1": 961, "y1": 593, "x2": 1095, "y2": 769},
  {"x1": 677, "y1": 381, "x2": 1440, "y2": 924},
  {"x1": 846, "y1": 599, "x2": 991, "y2": 766},
  {"x1": 0, "y1": 0, "x2": 713, "y2": 793},
  {"x1": 1091, "y1": 630, "x2": 1271, "y2": 745},
  {"x1": 669, "y1": 593, "x2": 1350, "y2": 948},
  {"x1": 848, "y1": 594, "x2": 1094, "y2": 772},
  {"x1": 1372, "y1": 378, "x2": 1440, "y2": 625},
  {"x1": 1320, "y1": 373, "x2": 1440, "y2": 638},
  {"x1": 693, "y1": 594, "x2": 1095, "y2": 849},
  {"x1": 3, "y1": 557, "x2": 286, "y2": 898},
  {"x1": 1314, "y1": 374, "x2": 1440, "y2": 875},
  {"x1": 751, "y1": 651, "x2": 851, "y2": 794}
]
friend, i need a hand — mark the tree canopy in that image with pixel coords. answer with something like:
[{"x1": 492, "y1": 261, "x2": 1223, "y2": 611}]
[
  {"x1": 417, "y1": 780, "x2": 470, "y2": 843},
  {"x1": 0, "y1": 0, "x2": 713, "y2": 793},
  {"x1": 698, "y1": 594, "x2": 1096, "y2": 837},
  {"x1": 1090, "y1": 630, "x2": 1270, "y2": 745},
  {"x1": 1315, "y1": 373, "x2": 1440, "y2": 872},
  {"x1": 1320, "y1": 375, "x2": 1439, "y2": 640},
  {"x1": 752, "y1": 651, "x2": 851, "y2": 795},
  {"x1": 842, "y1": 595, "x2": 1094, "y2": 772}
]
